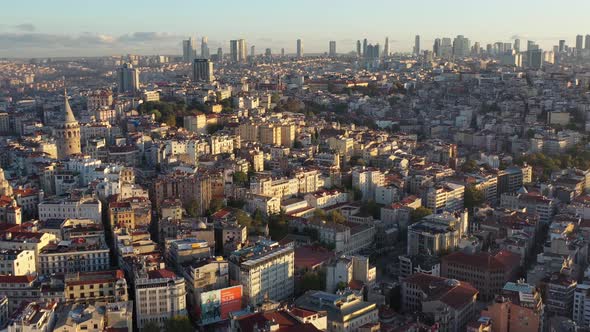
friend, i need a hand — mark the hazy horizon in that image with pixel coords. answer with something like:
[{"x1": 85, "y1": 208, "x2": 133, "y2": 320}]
[{"x1": 3, "y1": 0, "x2": 590, "y2": 58}]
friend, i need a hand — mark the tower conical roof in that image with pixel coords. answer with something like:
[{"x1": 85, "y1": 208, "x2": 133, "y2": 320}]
[{"x1": 63, "y1": 89, "x2": 77, "y2": 124}]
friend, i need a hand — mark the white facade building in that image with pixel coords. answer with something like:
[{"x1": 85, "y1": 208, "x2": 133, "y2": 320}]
[
  {"x1": 134, "y1": 269, "x2": 187, "y2": 330},
  {"x1": 229, "y1": 241, "x2": 294, "y2": 306},
  {"x1": 38, "y1": 198, "x2": 102, "y2": 224}
]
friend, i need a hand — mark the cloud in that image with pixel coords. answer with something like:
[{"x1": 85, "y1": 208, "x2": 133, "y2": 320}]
[
  {"x1": 0, "y1": 31, "x2": 187, "y2": 56},
  {"x1": 510, "y1": 34, "x2": 566, "y2": 41},
  {"x1": 14, "y1": 24, "x2": 36, "y2": 32},
  {"x1": 118, "y1": 32, "x2": 179, "y2": 43}
]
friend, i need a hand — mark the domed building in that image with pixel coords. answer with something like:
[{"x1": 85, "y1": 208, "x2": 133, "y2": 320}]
[{"x1": 55, "y1": 90, "x2": 81, "y2": 159}]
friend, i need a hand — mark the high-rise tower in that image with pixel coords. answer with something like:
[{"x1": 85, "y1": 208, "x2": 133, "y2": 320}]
[
  {"x1": 56, "y1": 90, "x2": 81, "y2": 159},
  {"x1": 329, "y1": 41, "x2": 337, "y2": 57},
  {"x1": 230, "y1": 39, "x2": 247, "y2": 63},
  {"x1": 182, "y1": 37, "x2": 196, "y2": 62},
  {"x1": 201, "y1": 36, "x2": 210, "y2": 59},
  {"x1": 356, "y1": 40, "x2": 362, "y2": 57}
]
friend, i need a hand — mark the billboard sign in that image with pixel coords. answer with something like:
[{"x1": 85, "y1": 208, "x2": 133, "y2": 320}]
[{"x1": 200, "y1": 285, "x2": 243, "y2": 325}]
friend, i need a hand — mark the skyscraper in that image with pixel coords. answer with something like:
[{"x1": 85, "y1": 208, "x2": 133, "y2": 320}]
[
  {"x1": 527, "y1": 40, "x2": 535, "y2": 51},
  {"x1": 201, "y1": 36, "x2": 210, "y2": 59},
  {"x1": 56, "y1": 89, "x2": 81, "y2": 159},
  {"x1": 193, "y1": 58, "x2": 214, "y2": 83},
  {"x1": 265, "y1": 48, "x2": 272, "y2": 58},
  {"x1": 473, "y1": 42, "x2": 481, "y2": 55},
  {"x1": 117, "y1": 63, "x2": 140, "y2": 93},
  {"x1": 586, "y1": 35, "x2": 590, "y2": 50},
  {"x1": 414, "y1": 35, "x2": 421, "y2": 56},
  {"x1": 296, "y1": 39, "x2": 303, "y2": 58},
  {"x1": 217, "y1": 47, "x2": 223, "y2": 61},
  {"x1": 529, "y1": 49, "x2": 543, "y2": 69},
  {"x1": 433, "y1": 38, "x2": 441, "y2": 57},
  {"x1": 356, "y1": 40, "x2": 362, "y2": 57},
  {"x1": 559, "y1": 40, "x2": 566, "y2": 52},
  {"x1": 182, "y1": 37, "x2": 196, "y2": 63},
  {"x1": 383, "y1": 37, "x2": 389, "y2": 58},
  {"x1": 281, "y1": 48, "x2": 285, "y2": 57},
  {"x1": 576, "y1": 35, "x2": 584, "y2": 51},
  {"x1": 230, "y1": 39, "x2": 247, "y2": 63},
  {"x1": 251, "y1": 45, "x2": 256, "y2": 58},
  {"x1": 514, "y1": 39, "x2": 521, "y2": 53},
  {"x1": 440, "y1": 38, "x2": 452, "y2": 58},
  {"x1": 369, "y1": 44, "x2": 381, "y2": 59},
  {"x1": 362, "y1": 38, "x2": 368, "y2": 57},
  {"x1": 452, "y1": 35, "x2": 470, "y2": 58},
  {"x1": 329, "y1": 41, "x2": 337, "y2": 57}
]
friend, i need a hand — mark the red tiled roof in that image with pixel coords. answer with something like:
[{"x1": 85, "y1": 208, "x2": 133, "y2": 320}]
[
  {"x1": 0, "y1": 275, "x2": 35, "y2": 283},
  {"x1": 237, "y1": 311, "x2": 321, "y2": 332},
  {"x1": 147, "y1": 269, "x2": 176, "y2": 279},
  {"x1": 402, "y1": 273, "x2": 478, "y2": 310},
  {"x1": 443, "y1": 250, "x2": 520, "y2": 271},
  {"x1": 290, "y1": 307, "x2": 318, "y2": 319},
  {"x1": 439, "y1": 282, "x2": 478, "y2": 310}
]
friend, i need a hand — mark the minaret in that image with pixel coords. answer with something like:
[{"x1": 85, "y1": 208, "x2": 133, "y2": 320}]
[{"x1": 56, "y1": 89, "x2": 81, "y2": 159}]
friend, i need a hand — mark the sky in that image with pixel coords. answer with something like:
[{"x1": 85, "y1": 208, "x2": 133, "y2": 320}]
[{"x1": 1, "y1": 0, "x2": 590, "y2": 58}]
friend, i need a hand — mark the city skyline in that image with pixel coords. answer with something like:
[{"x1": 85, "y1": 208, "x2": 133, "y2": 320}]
[{"x1": 2, "y1": 0, "x2": 590, "y2": 57}]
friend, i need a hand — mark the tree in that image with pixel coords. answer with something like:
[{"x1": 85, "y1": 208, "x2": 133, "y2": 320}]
[
  {"x1": 164, "y1": 315, "x2": 193, "y2": 332},
  {"x1": 360, "y1": 200, "x2": 380, "y2": 219},
  {"x1": 313, "y1": 209, "x2": 326, "y2": 219},
  {"x1": 208, "y1": 198, "x2": 225, "y2": 215},
  {"x1": 142, "y1": 321, "x2": 161, "y2": 332},
  {"x1": 253, "y1": 209, "x2": 265, "y2": 225},
  {"x1": 184, "y1": 199, "x2": 200, "y2": 217},
  {"x1": 206, "y1": 123, "x2": 223, "y2": 134},
  {"x1": 299, "y1": 270, "x2": 326, "y2": 294},
  {"x1": 149, "y1": 109, "x2": 162, "y2": 121},
  {"x1": 269, "y1": 211, "x2": 289, "y2": 240},
  {"x1": 227, "y1": 198, "x2": 246, "y2": 209},
  {"x1": 411, "y1": 207, "x2": 432, "y2": 223},
  {"x1": 163, "y1": 113, "x2": 176, "y2": 127},
  {"x1": 349, "y1": 156, "x2": 366, "y2": 167},
  {"x1": 464, "y1": 185, "x2": 485, "y2": 209},
  {"x1": 328, "y1": 210, "x2": 346, "y2": 224},
  {"x1": 236, "y1": 210, "x2": 253, "y2": 228},
  {"x1": 233, "y1": 171, "x2": 248, "y2": 186},
  {"x1": 461, "y1": 159, "x2": 478, "y2": 173}
]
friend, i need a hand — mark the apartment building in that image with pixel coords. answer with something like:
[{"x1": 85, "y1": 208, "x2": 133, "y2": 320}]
[
  {"x1": 229, "y1": 240, "x2": 294, "y2": 306},
  {"x1": 182, "y1": 257, "x2": 229, "y2": 309},
  {"x1": 441, "y1": 250, "x2": 521, "y2": 300},
  {"x1": 64, "y1": 270, "x2": 128, "y2": 303},
  {"x1": 425, "y1": 182, "x2": 465, "y2": 212},
  {"x1": 407, "y1": 211, "x2": 468, "y2": 256},
  {"x1": 295, "y1": 290, "x2": 378, "y2": 332},
  {"x1": 352, "y1": 167, "x2": 384, "y2": 201},
  {"x1": 480, "y1": 281, "x2": 544, "y2": 332},
  {"x1": 402, "y1": 273, "x2": 478, "y2": 332},
  {"x1": 38, "y1": 198, "x2": 102, "y2": 224},
  {"x1": 305, "y1": 189, "x2": 349, "y2": 209},
  {"x1": 325, "y1": 256, "x2": 376, "y2": 293},
  {"x1": 38, "y1": 238, "x2": 110, "y2": 275},
  {"x1": 134, "y1": 269, "x2": 187, "y2": 330}
]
